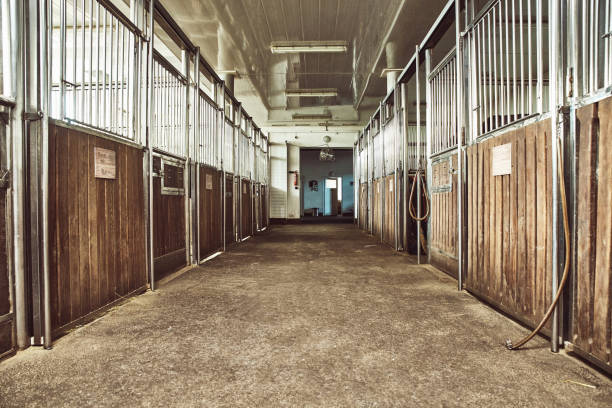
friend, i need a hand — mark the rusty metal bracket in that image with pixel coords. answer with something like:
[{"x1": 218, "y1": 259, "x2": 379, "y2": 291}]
[{"x1": 22, "y1": 111, "x2": 43, "y2": 121}]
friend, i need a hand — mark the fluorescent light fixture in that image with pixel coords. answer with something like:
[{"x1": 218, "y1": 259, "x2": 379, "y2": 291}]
[
  {"x1": 380, "y1": 68, "x2": 403, "y2": 78},
  {"x1": 271, "y1": 41, "x2": 348, "y2": 54},
  {"x1": 292, "y1": 113, "x2": 333, "y2": 120},
  {"x1": 286, "y1": 88, "x2": 339, "y2": 97}
]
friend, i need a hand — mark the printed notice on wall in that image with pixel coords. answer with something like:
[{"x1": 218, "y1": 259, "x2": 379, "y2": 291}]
[
  {"x1": 389, "y1": 180, "x2": 393, "y2": 192},
  {"x1": 243, "y1": 184, "x2": 247, "y2": 194},
  {"x1": 206, "y1": 174, "x2": 213, "y2": 190},
  {"x1": 491, "y1": 143, "x2": 512, "y2": 176},
  {"x1": 94, "y1": 147, "x2": 116, "y2": 179}
]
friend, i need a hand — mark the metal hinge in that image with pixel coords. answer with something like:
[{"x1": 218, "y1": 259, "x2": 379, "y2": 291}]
[{"x1": 0, "y1": 169, "x2": 10, "y2": 189}]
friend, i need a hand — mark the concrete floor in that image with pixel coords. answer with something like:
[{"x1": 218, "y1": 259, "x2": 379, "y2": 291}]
[{"x1": 1, "y1": 224, "x2": 611, "y2": 407}]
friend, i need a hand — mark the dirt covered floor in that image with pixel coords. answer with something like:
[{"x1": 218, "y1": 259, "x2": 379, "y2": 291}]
[{"x1": 1, "y1": 224, "x2": 610, "y2": 407}]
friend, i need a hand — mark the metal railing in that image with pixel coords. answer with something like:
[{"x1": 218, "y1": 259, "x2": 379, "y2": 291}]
[
  {"x1": 223, "y1": 119, "x2": 234, "y2": 173},
  {"x1": 152, "y1": 52, "x2": 187, "y2": 157},
  {"x1": 193, "y1": 91, "x2": 218, "y2": 168},
  {"x1": 405, "y1": 124, "x2": 426, "y2": 170},
  {"x1": 372, "y1": 130, "x2": 383, "y2": 179},
  {"x1": 49, "y1": 0, "x2": 146, "y2": 142},
  {"x1": 429, "y1": 49, "x2": 458, "y2": 155},
  {"x1": 383, "y1": 114, "x2": 397, "y2": 175},
  {"x1": 573, "y1": 0, "x2": 612, "y2": 97},
  {"x1": 467, "y1": 0, "x2": 550, "y2": 139}
]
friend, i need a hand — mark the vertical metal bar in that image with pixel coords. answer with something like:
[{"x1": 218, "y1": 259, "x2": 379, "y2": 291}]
[
  {"x1": 511, "y1": 0, "x2": 517, "y2": 121},
  {"x1": 220, "y1": 82, "x2": 226, "y2": 251},
  {"x1": 81, "y1": 0, "x2": 85, "y2": 121},
  {"x1": 401, "y1": 82, "x2": 408, "y2": 251},
  {"x1": 109, "y1": 15, "x2": 115, "y2": 132},
  {"x1": 425, "y1": 48, "x2": 433, "y2": 264},
  {"x1": 146, "y1": 0, "x2": 155, "y2": 289},
  {"x1": 492, "y1": 6, "x2": 499, "y2": 129},
  {"x1": 72, "y1": 0, "x2": 77, "y2": 118},
  {"x1": 519, "y1": 0, "x2": 524, "y2": 117},
  {"x1": 536, "y1": 0, "x2": 543, "y2": 113},
  {"x1": 549, "y1": 0, "x2": 560, "y2": 352},
  {"x1": 456, "y1": 0, "x2": 463, "y2": 291},
  {"x1": 40, "y1": 0, "x2": 52, "y2": 349},
  {"x1": 102, "y1": 9, "x2": 107, "y2": 130},
  {"x1": 182, "y1": 49, "x2": 192, "y2": 265},
  {"x1": 95, "y1": 1, "x2": 100, "y2": 127},
  {"x1": 504, "y1": 0, "x2": 510, "y2": 124},
  {"x1": 416, "y1": 46, "x2": 422, "y2": 264},
  {"x1": 88, "y1": 0, "x2": 93, "y2": 124},
  {"x1": 120, "y1": 26, "x2": 125, "y2": 136},
  {"x1": 59, "y1": 0, "x2": 66, "y2": 119}
]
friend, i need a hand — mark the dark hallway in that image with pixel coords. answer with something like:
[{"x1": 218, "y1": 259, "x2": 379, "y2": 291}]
[{"x1": 1, "y1": 224, "x2": 610, "y2": 407}]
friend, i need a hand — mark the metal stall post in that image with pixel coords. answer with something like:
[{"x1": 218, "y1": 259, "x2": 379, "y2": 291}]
[
  {"x1": 146, "y1": 0, "x2": 156, "y2": 289},
  {"x1": 219, "y1": 81, "x2": 226, "y2": 251},
  {"x1": 455, "y1": 0, "x2": 464, "y2": 291},
  {"x1": 401, "y1": 82, "x2": 408, "y2": 252},
  {"x1": 235, "y1": 104, "x2": 241, "y2": 242},
  {"x1": 415, "y1": 46, "x2": 422, "y2": 264},
  {"x1": 368, "y1": 117, "x2": 373, "y2": 235},
  {"x1": 182, "y1": 49, "x2": 192, "y2": 265},
  {"x1": 380, "y1": 102, "x2": 384, "y2": 244},
  {"x1": 40, "y1": 0, "x2": 51, "y2": 350},
  {"x1": 394, "y1": 86, "x2": 400, "y2": 251},
  {"x1": 192, "y1": 48, "x2": 200, "y2": 264},
  {"x1": 425, "y1": 49, "x2": 433, "y2": 265},
  {"x1": 549, "y1": 0, "x2": 561, "y2": 353}
]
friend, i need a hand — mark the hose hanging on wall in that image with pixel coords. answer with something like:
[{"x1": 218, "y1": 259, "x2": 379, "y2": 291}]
[
  {"x1": 408, "y1": 169, "x2": 430, "y2": 221},
  {"x1": 506, "y1": 137, "x2": 570, "y2": 350}
]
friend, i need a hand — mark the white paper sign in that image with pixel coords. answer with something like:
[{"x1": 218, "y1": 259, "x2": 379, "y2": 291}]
[
  {"x1": 94, "y1": 147, "x2": 116, "y2": 179},
  {"x1": 206, "y1": 174, "x2": 213, "y2": 190},
  {"x1": 491, "y1": 143, "x2": 512, "y2": 176}
]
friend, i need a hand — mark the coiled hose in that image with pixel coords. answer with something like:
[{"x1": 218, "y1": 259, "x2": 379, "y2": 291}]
[
  {"x1": 408, "y1": 169, "x2": 430, "y2": 221},
  {"x1": 506, "y1": 137, "x2": 570, "y2": 350}
]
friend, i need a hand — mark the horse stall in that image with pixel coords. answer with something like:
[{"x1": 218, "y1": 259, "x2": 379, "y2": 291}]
[
  {"x1": 198, "y1": 165, "x2": 222, "y2": 259},
  {"x1": 48, "y1": 122, "x2": 147, "y2": 333},
  {"x1": 241, "y1": 179, "x2": 253, "y2": 239},
  {"x1": 225, "y1": 174, "x2": 235, "y2": 245}
]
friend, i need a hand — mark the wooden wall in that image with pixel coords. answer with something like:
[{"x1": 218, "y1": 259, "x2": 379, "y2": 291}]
[
  {"x1": 225, "y1": 175, "x2": 235, "y2": 244},
  {"x1": 383, "y1": 175, "x2": 396, "y2": 246},
  {"x1": 0, "y1": 184, "x2": 12, "y2": 357},
  {"x1": 465, "y1": 119, "x2": 553, "y2": 332},
  {"x1": 153, "y1": 173, "x2": 186, "y2": 281},
  {"x1": 261, "y1": 185, "x2": 268, "y2": 228},
  {"x1": 572, "y1": 96, "x2": 612, "y2": 369},
  {"x1": 372, "y1": 179, "x2": 382, "y2": 238},
  {"x1": 241, "y1": 179, "x2": 252, "y2": 238},
  {"x1": 198, "y1": 166, "x2": 222, "y2": 259},
  {"x1": 430, "y1": 154, "x2": 458, "y2": 278},
  {"x1": 48, "y1": 123, "x2": 147, "y2": 331}
]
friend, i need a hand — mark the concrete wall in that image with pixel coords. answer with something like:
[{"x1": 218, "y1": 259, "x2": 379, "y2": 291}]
[{"x1": 300, "y1": 149, "x2": 354, "y2": 216}]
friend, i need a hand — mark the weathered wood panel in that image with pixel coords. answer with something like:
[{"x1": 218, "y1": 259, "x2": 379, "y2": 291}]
[
  {"x1": 48, "y1": 123, "x2": 147, "y2": 331},
  {"x1": 372, "y1": 179, "x2": 382, "y2": 239},
  {"x1": 430, "y1": 155, "x2": 458, "y2": 278},
  {"x1": 465, "y1": 119, "x2": 553, "y2": 332},
  {"x1": 225, "y1": 175, "x2": 235, "y2": 244},
  {"x1": 198, "y1": 166, "x2": 222, "y2": 259},
  {"x1": 153, "y1": 163, "x2": 186, "y2": 281},
  {"x1": 573, "y1": 96, "x2": 612, "y2": 369},
  {"x1": 383, "y1": 175, "x2": 396, "y2": 246},
  {"x1": 0, "y1": 182, "x2": 13, "y2": 357},
  {"x1": 241, "y1": 179, "x2": 253, "y2": 239},
  {"x1": 261, "y1": 185, "x2": 268, "y2": 228}
]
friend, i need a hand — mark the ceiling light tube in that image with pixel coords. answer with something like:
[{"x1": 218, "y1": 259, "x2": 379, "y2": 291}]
[
  {"x1": 271, "y1": 41, "x2": 348, "y2": 54},
  {"x1": 286, "y1": 88, "x2": 339, "y2": 97},
  {"x1": 292, "y1": 113, "x2": 333, "y2": 120}
]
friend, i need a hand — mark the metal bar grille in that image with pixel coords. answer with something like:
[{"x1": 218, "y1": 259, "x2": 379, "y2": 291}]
[
  {"x1": 428, "y1": 49, "x2": 457, "y2": 155},
  {"x1": 49, "y1": 0, "x2": 145, "y2": 142},
  {"x1": 467, "y1": 0, "x2": 550, "y2": 140}
]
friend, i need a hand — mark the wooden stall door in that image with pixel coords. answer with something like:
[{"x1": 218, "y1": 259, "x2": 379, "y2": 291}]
[
  {"x1": 153, "y1": 159, "x2": 186, "y2": 281},
  {"x1": 225, "y1": 175, "x2": 235, "y2": 244},
  {"x1": 199, "y1": 166, "x2": 222, "y2": 259},
  {"x1": 372, "y1": 179, "x2": 382, "y2": 238},
  {"x1": 430, "y1": 155, "x2": 458, "y2": 278},
  {"x1": 465, "y1": 119, "x2": 553, "y2": 334},
  {"x1": 262, "y1": 185, "x2": 268, "y2": 228},
  {"x1": 241, "y1": 179, "x2": 252, "y2": 238},
  {"x1": 383, "y1": 175, "x2": 395, "y2": 246},
  {"x1": 48, "y1": 124, "x2": 147, "y2": 332},
  {"x1": 572, "y1": 96, "x2": 612, "y2": 371}
]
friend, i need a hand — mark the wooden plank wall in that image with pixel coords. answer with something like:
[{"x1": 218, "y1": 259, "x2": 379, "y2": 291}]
[
  {"x1": 198, "y1": 166, "x2": 222, "y2": 259},
  {"x1": 430, "y1": 154, "x2": 458, "y2": 278},
  {"x1": 372, "y1": 179, "x2": 382, "y2": 238},
  {"x1": 241, "y1": 179, "x2": 252, "y2": 238},
  {"x1": 48, "y1": 123, "x2": 147, "y2": 331},
  {"x1": 573, "y1": 96, "x2": 612, "y2": 369},
  {"x1": 0, "y1": 184, "x2": 12, "y2": 357},
  {"x1": 383, "y1": 175, "x2": 395, "y2": 246},
  {"x1": 359, "y1": 183, "x2": 367, "y2": 230},
  {"x1": 261, "y1": 185, "x2": 268, "y2": 228},
  {"x1": 153, "y1": 173, "x2": 186, "y2": 281},
  {"x1": 465, "y1": 119, "x2": 553, "y2": 332},
  {"x1": 225, "y1": 175, "x2": 235, "y2": 244}
]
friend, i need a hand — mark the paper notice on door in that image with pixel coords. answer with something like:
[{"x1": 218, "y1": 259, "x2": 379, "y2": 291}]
[
  {"x1": 94, "y1": 147, "x2": 116, "y2": 179},
  {"x1": 491, "y1": 143, "x2": 512, "y2": 176},
  {"x1": 206, "y1": 174, "x2": 213, "y2": 190}
]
